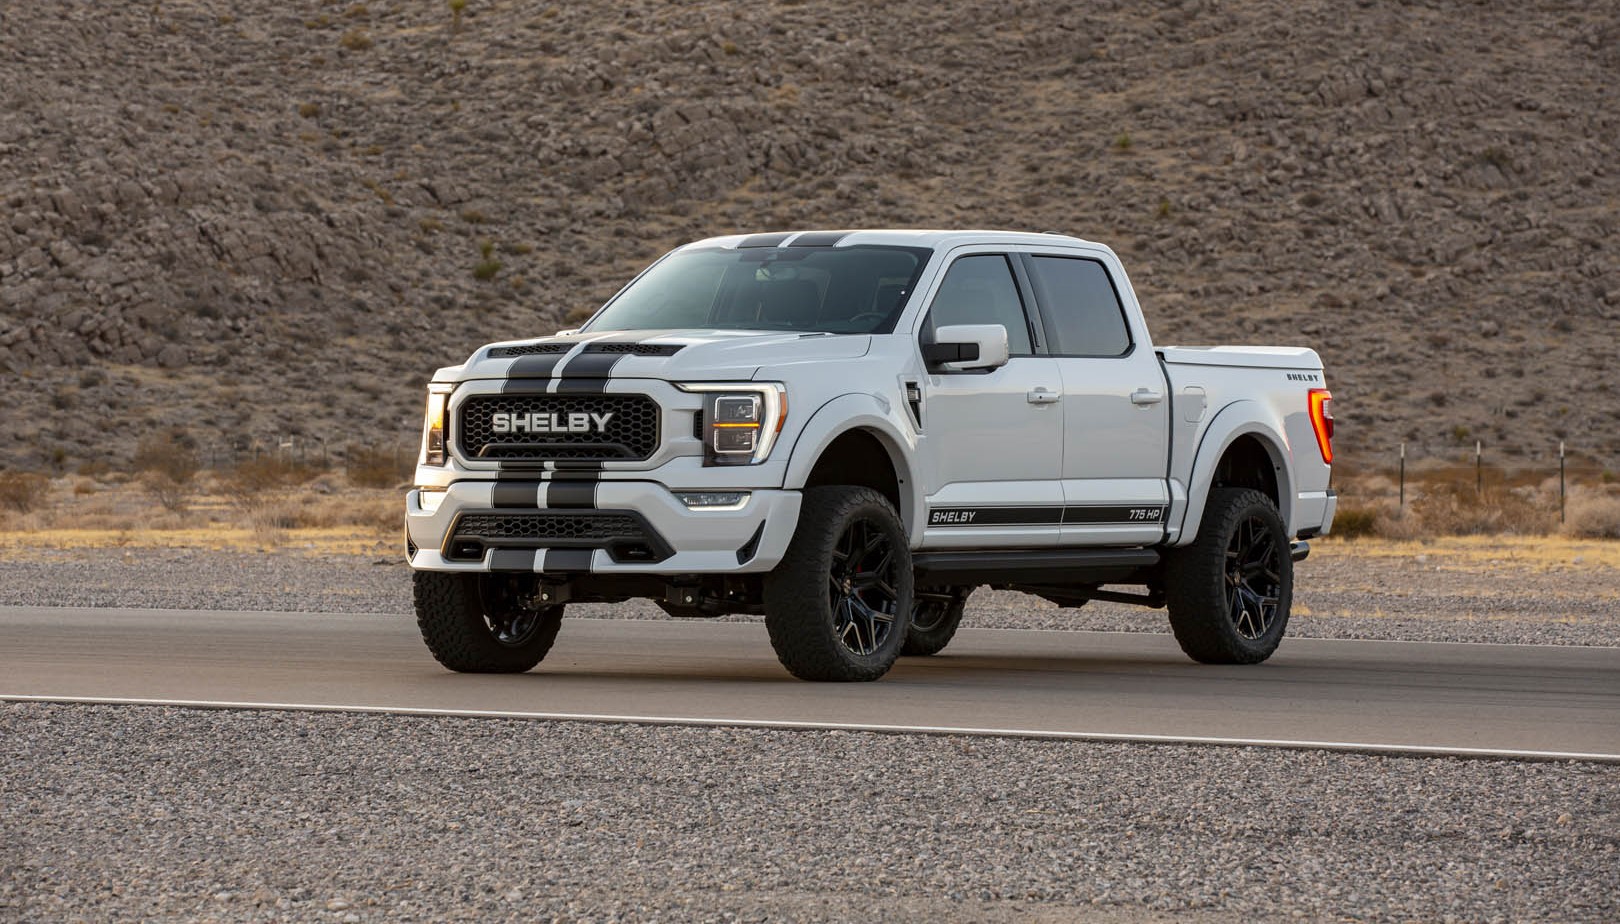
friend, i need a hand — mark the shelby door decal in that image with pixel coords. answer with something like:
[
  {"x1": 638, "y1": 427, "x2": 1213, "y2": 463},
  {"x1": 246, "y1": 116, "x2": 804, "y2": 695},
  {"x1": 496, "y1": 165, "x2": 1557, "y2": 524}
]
[{"x1": 928, "y1": 506, "x2": 1166, "y2": 527}]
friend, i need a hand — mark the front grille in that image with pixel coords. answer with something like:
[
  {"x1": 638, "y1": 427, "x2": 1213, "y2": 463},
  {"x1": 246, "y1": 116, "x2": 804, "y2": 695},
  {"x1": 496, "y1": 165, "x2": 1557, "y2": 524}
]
[
  {"x1": 457, "y1": 394, "x2": 660, "y2": 462},
  {"x1": 454, "y1": 513, "x2": 645, "y2": 542},
  {"x1": 447, "y1": 511, "x2": 673, "y2": 563},
  {"x1": 488, "y1": 343, "x2": 571, "y2": 357}
]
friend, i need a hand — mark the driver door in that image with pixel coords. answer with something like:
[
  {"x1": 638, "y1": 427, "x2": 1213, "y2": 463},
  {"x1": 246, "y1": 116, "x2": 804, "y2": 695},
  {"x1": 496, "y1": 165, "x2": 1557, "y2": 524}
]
[{"x1": 915, "y1": 252, "x2": 1065, "y2": 549}]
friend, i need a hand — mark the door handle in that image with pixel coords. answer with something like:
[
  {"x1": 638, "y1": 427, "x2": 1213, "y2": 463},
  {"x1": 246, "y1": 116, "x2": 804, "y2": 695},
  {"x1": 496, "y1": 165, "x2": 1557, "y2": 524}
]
[
  {"x1": 1026, "y1": 388, "x2": 1061, "y2": 405},
  {"x1": 1130, "y1": 388, "x2": 1165, "y2": 406}
]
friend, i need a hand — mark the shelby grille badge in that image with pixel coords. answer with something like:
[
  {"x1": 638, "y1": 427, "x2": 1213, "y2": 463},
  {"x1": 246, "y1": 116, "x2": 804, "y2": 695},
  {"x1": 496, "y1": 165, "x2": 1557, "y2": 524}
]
[{"x1": 491, "y1": 411, "x2": 615, "y2": 434}]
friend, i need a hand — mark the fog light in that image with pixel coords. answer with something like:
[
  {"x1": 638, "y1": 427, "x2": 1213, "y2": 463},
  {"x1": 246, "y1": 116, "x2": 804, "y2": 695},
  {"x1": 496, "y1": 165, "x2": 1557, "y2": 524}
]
[{"x1": 675, "y1": 491, "x2": 750, "y2": 510}]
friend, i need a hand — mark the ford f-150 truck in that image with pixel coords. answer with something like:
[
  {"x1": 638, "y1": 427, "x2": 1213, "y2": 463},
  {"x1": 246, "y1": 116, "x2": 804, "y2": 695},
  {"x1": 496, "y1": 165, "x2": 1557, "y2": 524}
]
[{"x1": 406, "y1": 230, "x2": 1337, "y2": 681}]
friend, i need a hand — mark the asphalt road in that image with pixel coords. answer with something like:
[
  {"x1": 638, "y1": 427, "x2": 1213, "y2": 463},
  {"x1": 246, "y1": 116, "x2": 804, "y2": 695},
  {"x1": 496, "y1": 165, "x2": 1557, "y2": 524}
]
[{"x1": 2, "y1": 606, "x2": 1616, "y2": 761}]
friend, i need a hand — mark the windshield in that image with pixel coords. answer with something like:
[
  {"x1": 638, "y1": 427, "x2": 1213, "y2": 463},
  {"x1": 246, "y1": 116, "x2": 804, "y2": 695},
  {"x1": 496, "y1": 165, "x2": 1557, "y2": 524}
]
[{"x1": 586, "y1": 245, "x2": 933, "y2": 334}]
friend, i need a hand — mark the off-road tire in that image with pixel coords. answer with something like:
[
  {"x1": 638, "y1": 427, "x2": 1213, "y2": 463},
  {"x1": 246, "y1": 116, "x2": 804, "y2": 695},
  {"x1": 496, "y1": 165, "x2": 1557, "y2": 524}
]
[
  {"x1": 764, "y1": 486, "x2": 914, "y2": 681},
  {"x1": 1164, "y1": 487, "x2": 1292, "y2": 664},
  {"x1": 902, "y1": 586, "x2": 972, "y2": 656},
  {"x1": 413, "y1": 571, "x2": 563, "y2": 673}
]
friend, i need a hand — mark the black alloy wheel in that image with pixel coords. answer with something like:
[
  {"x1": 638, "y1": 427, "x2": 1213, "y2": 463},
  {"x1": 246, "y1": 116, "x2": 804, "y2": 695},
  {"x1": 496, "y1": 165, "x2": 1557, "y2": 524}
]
[
  {"x1": 1225, "y1": 514, "x2": 1282, "y2": 640},
  {"x1": 1164, "y1": 487, "x2": 1293, "y2": 665},
  {"x1": 764, "y1": 485, "x2": 914, "y2": 681},
  {"x1": 828, "y1": 516, "x2": 902, "y2": 656}
]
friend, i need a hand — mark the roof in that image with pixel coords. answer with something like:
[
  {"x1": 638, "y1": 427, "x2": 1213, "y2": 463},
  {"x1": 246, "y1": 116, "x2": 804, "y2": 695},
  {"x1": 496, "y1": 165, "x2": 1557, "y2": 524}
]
[{"x1": 678, "y1": 229, "x2": 1108, "y2": 252}]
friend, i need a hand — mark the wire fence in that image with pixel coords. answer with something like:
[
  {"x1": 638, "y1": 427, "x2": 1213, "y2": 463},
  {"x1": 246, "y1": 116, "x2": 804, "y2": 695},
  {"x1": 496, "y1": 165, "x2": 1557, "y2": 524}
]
[{"x1": 1335, "y1": 441, "x2": 1618, "y2": 533}]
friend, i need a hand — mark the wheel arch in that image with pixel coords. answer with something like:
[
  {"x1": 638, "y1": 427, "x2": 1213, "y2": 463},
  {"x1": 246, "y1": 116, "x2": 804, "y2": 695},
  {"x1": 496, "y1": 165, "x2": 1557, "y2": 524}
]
[
  {"x1": 783, "y1": 394, "x2": 920, "y2": 536},
  {"x1": 1173, "y1": 401, "x2": 1296, "y2": 546}
]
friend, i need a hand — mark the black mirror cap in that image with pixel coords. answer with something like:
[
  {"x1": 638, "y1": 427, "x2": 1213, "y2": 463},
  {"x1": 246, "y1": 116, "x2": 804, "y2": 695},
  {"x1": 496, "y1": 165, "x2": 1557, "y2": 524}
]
[{"x1": 922, "y1": 341, "x2": 980, "y2": 364}]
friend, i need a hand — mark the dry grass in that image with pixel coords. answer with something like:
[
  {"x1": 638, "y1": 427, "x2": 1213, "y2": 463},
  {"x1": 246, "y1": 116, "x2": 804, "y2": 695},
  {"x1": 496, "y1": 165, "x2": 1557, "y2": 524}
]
[
  {"x1": 1326, "y1": 468, "x2": 1614, "y2": 540},
  {"x1": 1313, "y1": 533, "x2": 1620, "y2": 577},
  {"x1": 0, "y1": 470, "x2": 400, "y2": 555}
]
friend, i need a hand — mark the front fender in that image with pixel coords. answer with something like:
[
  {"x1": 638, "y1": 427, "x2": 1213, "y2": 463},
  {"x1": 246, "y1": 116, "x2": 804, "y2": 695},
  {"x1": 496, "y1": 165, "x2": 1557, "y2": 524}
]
[
  {"x1": 1171, "y1": 400, "x2": 1296, "y2": 546},
  {"x1": 782, "y1": 393, "x2": 923, "y2": 542}
]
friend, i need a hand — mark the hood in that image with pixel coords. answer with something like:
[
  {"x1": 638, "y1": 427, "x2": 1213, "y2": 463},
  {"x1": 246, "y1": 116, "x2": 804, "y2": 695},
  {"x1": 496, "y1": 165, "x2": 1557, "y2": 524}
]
[{"x1": 446, "y1": 329, "x2": 873, "y2": 383}]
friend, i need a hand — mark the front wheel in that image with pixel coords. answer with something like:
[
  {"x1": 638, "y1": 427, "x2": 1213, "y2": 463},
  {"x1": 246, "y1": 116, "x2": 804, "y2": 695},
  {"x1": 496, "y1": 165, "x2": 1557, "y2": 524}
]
[
  {"x1": 1164, "y1": 488, "x2": 1292, "y2": 664},
  {"x1": 413, "y1": 572, "x2": 563, "y2": 673},
  {"x1": 764, "y1": 486, "x2": 914, "y2": 681}
]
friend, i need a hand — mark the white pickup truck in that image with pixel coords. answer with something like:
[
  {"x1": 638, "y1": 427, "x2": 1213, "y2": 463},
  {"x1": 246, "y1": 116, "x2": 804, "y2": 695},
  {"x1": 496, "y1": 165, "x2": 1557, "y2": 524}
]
[{"x1": 406, "y1": 230, "x2": 1336, "y2": 681}]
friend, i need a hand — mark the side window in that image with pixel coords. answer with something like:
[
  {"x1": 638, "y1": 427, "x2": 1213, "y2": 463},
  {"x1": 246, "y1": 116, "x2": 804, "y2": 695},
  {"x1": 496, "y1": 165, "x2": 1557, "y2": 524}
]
[
  {"x1": 923, "y1": 254, "x2": 1034, "y2": 355},
  {"x1": 1025, "y1": 256, "x2": 1132, "y2": 357}
]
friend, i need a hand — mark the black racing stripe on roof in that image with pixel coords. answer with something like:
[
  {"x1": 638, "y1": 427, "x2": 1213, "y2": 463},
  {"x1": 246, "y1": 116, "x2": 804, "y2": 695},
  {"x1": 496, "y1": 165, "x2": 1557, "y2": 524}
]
[
  {"x1": 790, "y1": 230, "x2": 852, "y2": 247},
  {"x1": 736, "y1": 231, "x2": 794, "y2": 248}
]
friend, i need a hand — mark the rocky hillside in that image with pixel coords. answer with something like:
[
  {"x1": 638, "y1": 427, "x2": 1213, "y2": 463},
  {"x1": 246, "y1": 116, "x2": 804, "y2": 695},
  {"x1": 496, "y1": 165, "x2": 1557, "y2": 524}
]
[{"x1": 2, "y1": 0, "x2": 1617, "y2": 472}]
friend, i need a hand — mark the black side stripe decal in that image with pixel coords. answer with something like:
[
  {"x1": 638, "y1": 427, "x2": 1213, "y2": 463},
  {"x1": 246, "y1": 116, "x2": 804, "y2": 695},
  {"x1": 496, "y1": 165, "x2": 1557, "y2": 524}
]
[
  {"x1": 491, "y1": 482, "x2": 542, "y2": 508},
  {"x1": 542, "y1": 548, "x2": 594, "y2": 572},
  {"x1": 927, "y1": 506, "x2": 1166, "y2": 527},
  {"x1": 737, "y1": 231, "x2": 794, "y2": 248}
]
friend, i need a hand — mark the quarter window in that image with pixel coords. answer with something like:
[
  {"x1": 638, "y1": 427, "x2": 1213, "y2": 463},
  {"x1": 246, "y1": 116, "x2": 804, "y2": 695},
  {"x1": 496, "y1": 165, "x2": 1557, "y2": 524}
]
[
  {"x1": 1026, "y1": 256, "x2": 1132, "y2": 356},
  {"x1": 923, "y1": 254, "x2": 1033, "y2": 355}
]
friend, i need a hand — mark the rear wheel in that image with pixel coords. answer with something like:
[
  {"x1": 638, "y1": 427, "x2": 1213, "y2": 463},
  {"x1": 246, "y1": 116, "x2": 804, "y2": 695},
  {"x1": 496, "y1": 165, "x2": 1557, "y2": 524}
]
[
  {"x1": 1164, "y1": 488, "x2": 1292, "y2": 664},
  {"x1": 902, "y1": 586, "x2": 971, "y2": 656},
  {"x1": 413, "y1": 572, "x2": 563, "y2": 673},
  {"x1": 764, "y1": 486, "x2": 913, "y2": 681}
]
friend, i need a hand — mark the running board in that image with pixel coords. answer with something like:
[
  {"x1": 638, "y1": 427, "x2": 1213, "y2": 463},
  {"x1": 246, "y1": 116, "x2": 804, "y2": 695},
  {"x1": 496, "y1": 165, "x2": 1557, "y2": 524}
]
[
  {"x1": 1291, "y1": 541, "x2": 1310, "y2": 562},
  {"x1": 912, "y1": 548, "x2": 1160, "y2": 586}
]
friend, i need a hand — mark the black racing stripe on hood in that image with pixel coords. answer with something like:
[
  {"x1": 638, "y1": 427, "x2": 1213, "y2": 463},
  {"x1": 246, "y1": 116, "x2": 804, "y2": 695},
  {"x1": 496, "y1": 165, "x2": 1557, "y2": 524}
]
[
  {"x1": 505, "y1": 351, "x2": 570, "y2": 380},
  {"x1": 737, "y1": 231, "x2": 794, "y2": 248}
]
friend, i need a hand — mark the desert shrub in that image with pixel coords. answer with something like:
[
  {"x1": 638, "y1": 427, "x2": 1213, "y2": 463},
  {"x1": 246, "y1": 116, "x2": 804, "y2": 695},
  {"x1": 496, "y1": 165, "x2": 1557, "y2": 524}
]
[
  {"x1": 347, "y1": 445, "x2": 409, "y2": 489},
  {"x1": 1329, "y1": 503, "x2": 1380, "y2": 539},
  {"x1": 221, "y1": 457, "x2": 319, "y2": 510},
  {"x1": 339, "y1": 28, "x2": 372, "y2": 50},
  {"x1": 1563, "y1": 495, "x2": 1620, "y2": 539},
  {"x1": 473, "y1": 239, "x2": 502, "y2": 281},
  {"x1": 0, "y1": 471, "x2": 49, "y2": 513},
  {"x1": 132, "y1": 432, "x2": 199, "y2": 513},
  {"x1": 1409, "y1": 482, "x2": 1552, "y2": 536}
]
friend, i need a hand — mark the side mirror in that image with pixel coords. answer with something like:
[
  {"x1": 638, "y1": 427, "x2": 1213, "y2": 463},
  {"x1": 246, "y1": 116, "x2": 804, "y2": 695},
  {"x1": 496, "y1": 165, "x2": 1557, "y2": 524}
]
[{"x1": 922, "y1": 324, "x2": 1010, "y2": 373}]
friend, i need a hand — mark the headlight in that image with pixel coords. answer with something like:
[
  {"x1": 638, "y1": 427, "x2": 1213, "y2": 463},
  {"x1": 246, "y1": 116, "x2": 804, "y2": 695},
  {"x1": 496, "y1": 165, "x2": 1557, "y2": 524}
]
[
  {"x1": 677, "y1": 383, "x2": 787, "y2": 466},
  {"x1": 420, "y1": 383, "x2": 452, "y2": 466}
]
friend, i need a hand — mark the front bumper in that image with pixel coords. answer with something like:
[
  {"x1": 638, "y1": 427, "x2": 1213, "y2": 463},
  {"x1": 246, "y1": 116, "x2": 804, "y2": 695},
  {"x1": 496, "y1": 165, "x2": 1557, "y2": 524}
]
[{"x1": 406, "y1": 480, "x2": 802, "y2": 575}]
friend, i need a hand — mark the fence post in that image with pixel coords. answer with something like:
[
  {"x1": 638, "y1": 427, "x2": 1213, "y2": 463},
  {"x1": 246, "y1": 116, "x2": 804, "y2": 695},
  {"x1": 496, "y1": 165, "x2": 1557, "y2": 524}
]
[
  {"x1": 1475, "y1": 440, "x2": 1482, "y2": 496},
  {"x1": 1399, "y1": 442, "x2": 1406, "y2": 508},
  {"x1": 1560, "y1": 441, "x2": 1566, "y2": 525}
]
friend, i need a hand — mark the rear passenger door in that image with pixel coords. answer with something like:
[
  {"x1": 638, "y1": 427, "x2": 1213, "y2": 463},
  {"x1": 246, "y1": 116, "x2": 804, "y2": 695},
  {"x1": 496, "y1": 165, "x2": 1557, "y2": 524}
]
[
  {"x1": 915, "y1": 252, "x2": 1065, "y2": 549},
  {"x1": 1019, "y1": 250, "x2": 1171, "y2": 546}
]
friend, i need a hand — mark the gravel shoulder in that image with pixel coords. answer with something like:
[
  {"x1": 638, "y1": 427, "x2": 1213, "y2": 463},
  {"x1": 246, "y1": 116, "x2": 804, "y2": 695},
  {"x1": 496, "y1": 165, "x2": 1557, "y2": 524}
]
[
  {"x1": 3, "y1": 703, "x2": 1616, "y2": 923},
  {"x1": 1, "y1": 537, "x2": 1616, "y2": 647}
]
